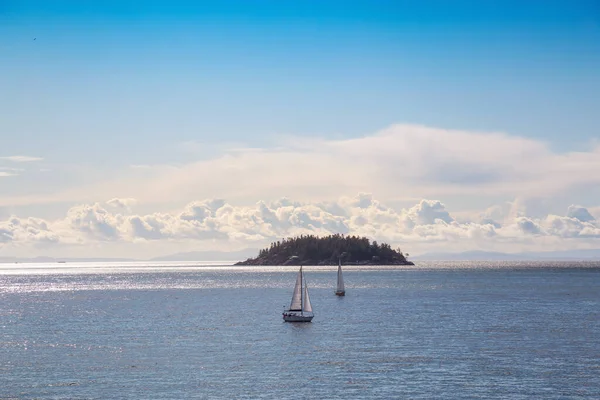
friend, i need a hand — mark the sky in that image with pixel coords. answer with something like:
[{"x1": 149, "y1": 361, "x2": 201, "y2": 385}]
[{"x1": 1, "y1": 0, "x2": 600, "y2": 259}]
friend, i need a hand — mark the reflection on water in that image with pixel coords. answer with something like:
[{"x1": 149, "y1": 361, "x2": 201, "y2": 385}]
[
  {"x1": 1, "y1": 261, "x2": 599, "y2": 398},
  {"x1": 1, "y1": 260, "x2": 599, "y2": 293},
  {"x1": 3, "y1": 260, "x2": 600, "y2": 274}
]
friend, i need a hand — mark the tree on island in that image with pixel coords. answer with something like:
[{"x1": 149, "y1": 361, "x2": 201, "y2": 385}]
[{"x1": 235, "y1": 234, "x2": 414, "y2": 266}]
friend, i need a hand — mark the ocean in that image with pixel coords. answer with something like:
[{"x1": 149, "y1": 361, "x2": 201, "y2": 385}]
[{"x1": 1, "y1": 261, "x2": 599, "y2": 399}]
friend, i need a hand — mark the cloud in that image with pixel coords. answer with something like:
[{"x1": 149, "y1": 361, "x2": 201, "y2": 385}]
[
  {"x1": 2, "y1": 124, "x2": 600, "y2": 210},
  {"x1": 61, "y1": 203, "x2": 123, "y2": 241},
  {"x1": 0, "y1": 216, "x2": 59, "y2": 245},
  {"x1": 106, "y1": 198, "x2": 138, "y2": 210},
  {"x1": 566, "y1": 205, "x2": 596, "y2": 222},
  {"x1": 0, "y1": 156, "x2": 43, "y2": 162},
  {"x1": 0, "y1": 171, "x2": 18, "y2": 177},
  {"x1": 1, "y1": 194, "x2": 599, "y2": 258},
  {"x1": 403, "y1": 199, "x2": 454, "y2": 226},
  {"x1": 542, "y1": 215, "x2": 600, "y2": 238},
  {"x1": 516, "y1": 217, "x2": 542, "y2": 235}
]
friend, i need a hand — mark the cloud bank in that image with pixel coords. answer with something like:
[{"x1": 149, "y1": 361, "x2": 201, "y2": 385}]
[
  {"x1": 139, "y1": 124, "x2": 600, "y2": 204},
  {"x1": 2, "y1": 124, "x2": 600, "y2": 208},
  {"x1": 0, "y1": 155, "x2": 43, "y2": 163},
  {"x1": 1, "y1": 194, "x2": 599, "y2": 258},
  {"x1": 1, "y1": 123, "x2": 599, "y2": 257}
]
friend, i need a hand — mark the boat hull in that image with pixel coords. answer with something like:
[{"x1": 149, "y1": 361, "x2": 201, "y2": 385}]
[
  {"x1": 335, "y1": 291, "x2": 345, "y2": 296},
  {"x1": 283, "y1": 312, "x2": 313, "y2": 322}
]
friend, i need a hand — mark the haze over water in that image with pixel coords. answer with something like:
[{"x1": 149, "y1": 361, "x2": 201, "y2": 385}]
[{"x1": 1, "y1": 261, "x2": 599, "y2": 399}]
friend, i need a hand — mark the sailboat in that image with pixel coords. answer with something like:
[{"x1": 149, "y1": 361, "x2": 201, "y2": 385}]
[
  {"x1": 283, "y1": 266, "x2": 314, "y2": 322},
  {"x1": 335, "y1": 258, "x2": 345, "y2": 296}
]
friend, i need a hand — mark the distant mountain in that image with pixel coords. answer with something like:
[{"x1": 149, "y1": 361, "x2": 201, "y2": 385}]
[
  {"x1": 527, "y1": 249, "x2": 600, "y2": 260},
  {"x1": 150, "y1": 249, "x2": 259, "y2": 262},
  {"x1": 412, "y1": 251, "x2": 525, "y2": 261},
  {"x1": 0, "y1": 256, "x2": 135, "y2": 264},
  {"x1": 5, "y1": 247, "x2": 599, "y2": 264},
  {"x1": 412, "y1": 249, "x2": 600, "y2": 261},
  {"x1": 0, "y1": 249, "x2": 260, "y2": 264}
]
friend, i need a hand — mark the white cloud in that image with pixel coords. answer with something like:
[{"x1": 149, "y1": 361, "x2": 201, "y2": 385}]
[
  {"x1": 0, "y1": 216, "x2": 59, "y2": 245},
  {"x1": 516, "y1": 217, "x2": 542, "y2": 235},
  {"x1": 106, "y1": 198, "x2": 138, "y2": 211},
  {"x1": 403, "y1": 199, "x2": 454, "y2": 226},
  {"x1": 61, "y1": 203, "x2": 123, "y2": 241},
  {"x1": 1, "y1": 194, "x2": 599, "y2": 258},
  {"x1": 2, "y1": 124, "x2": 600, "y2": 210},
  {"x1": 542, "y1": 215, "x2": 600, "y2": 238},
  {"x1": 0, "y1": 156, "x2": 43, "y2": 162},
  {"x1": 566, "y1": 205, "x2": 596, "y2": 222},
  {"x1": 589, "y1": 206, "x2": 600, "y2": 220},
  {"x1": 0, "y1": 171, "x2": 18, "y2": 177}
]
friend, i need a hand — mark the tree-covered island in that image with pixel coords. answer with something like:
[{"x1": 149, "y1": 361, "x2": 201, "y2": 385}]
[{"x1": 235, "y1": 234, "x2": 414, "y2": 266}]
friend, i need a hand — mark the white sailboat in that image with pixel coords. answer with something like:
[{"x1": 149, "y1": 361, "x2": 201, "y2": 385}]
[
  {"x1": 335, "y1": 258, "x2": 345, "y2": 296},
  {"x1": 283, "y1": 266, "x2": 314, "y2": 322}
]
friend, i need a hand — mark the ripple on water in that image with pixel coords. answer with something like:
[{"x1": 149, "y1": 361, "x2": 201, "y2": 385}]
[{"x1": 0, "y1": 263, "x2": 599, "y2": 399}]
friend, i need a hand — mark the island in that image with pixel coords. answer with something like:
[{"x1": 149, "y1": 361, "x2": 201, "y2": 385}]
[{"x1": 235, "y1": 234, "x2": 414, "y2": 266}]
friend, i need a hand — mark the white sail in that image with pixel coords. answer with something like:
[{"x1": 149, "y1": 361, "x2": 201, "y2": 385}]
[
  {"x1": 303, "y1": 282, "x2": 313, "y2": 313},
  {"x1": 289, "y1": 267, "x2": 303, "y2": 311},
  {"x1": 337, "y1": 261, "x2": 345, "y2": 292},
  {"x1": 283, "y1": 266, "x2": 314, "y2": 322}
]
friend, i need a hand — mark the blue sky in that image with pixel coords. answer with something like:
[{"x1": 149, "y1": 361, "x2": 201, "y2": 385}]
[
  {"x1": 1, "y1": 1, "x2": 600, "y2": 258},
  {"x1": 3, "y1": 0, "x2": 599, "y2": 158}
]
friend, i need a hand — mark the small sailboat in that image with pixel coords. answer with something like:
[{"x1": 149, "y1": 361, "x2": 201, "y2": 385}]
[
  {"x1": 283, "y1": 266, "x2": 314, "y2": 322},
  {"x1": 335, "y1": 258, "x2": 345, "y2": 296}
]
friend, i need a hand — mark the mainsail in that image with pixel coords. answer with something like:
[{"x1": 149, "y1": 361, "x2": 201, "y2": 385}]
[
  {"x1": 289, "y1": 267, "x2": 303, "y2": 311},
  {"x1": 303, "y1": 283, "x2": 313, "y2": 313},
  {"x1": 336, "y1": 261, "x2": 345, "y2": 292},
  {"x1": 283, "y1": 266, "x2": 314, "y2": 322}
]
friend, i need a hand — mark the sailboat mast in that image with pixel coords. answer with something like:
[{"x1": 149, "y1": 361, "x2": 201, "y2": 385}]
[
  {"x1": 300, "y1": 266, "x2": 303, "y2": 316},
  {"x1": 337, "y1": 258, "x2": 341, "y2": 288}
]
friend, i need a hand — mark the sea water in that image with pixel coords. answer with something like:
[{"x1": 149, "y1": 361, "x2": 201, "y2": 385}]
[{"x1": 1, "y1": 261, "x2": 599, "y2": 399}]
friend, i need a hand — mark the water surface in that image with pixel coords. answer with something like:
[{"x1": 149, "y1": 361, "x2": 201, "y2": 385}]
[{"x1": 1, "y1": 261, "x2": 598, "y2": 399}]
